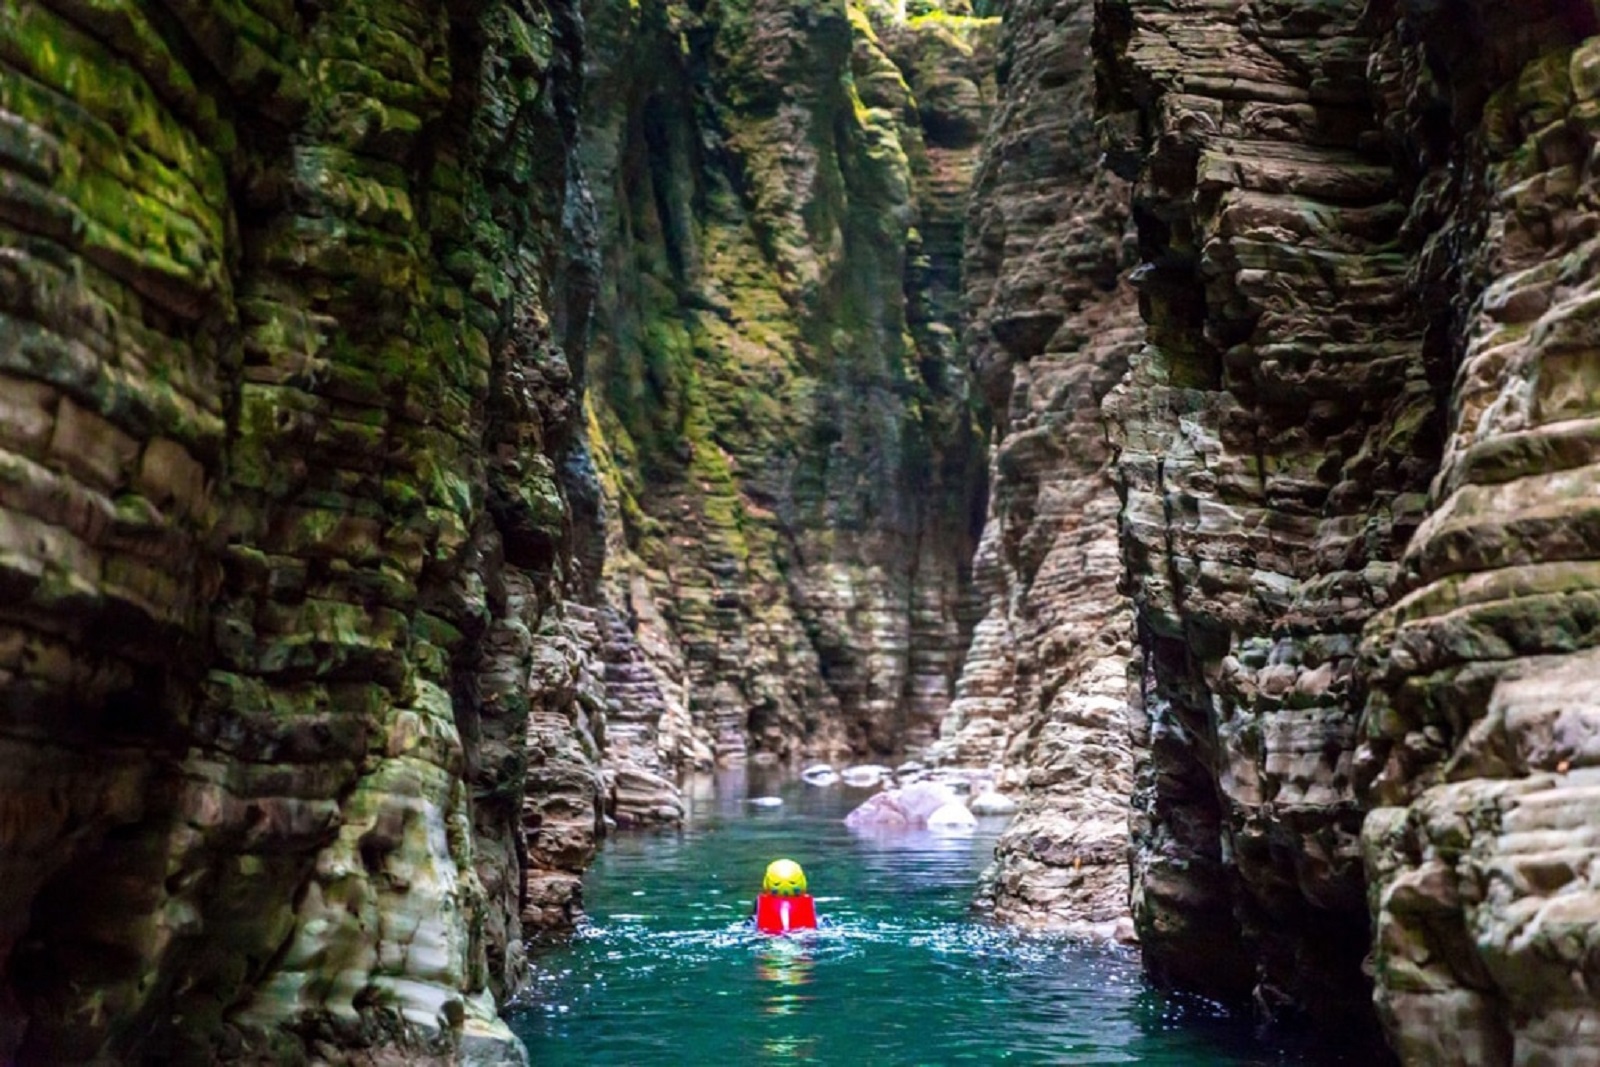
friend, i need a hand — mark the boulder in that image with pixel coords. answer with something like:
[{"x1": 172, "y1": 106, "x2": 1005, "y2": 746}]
[
  {"x1": 844, "y1": 781, "x2": 965, "y2": 831},
  {"x1": 843, "y1": 791, "x2": 909, "y2": 830},
  {"x1": 840, "y1": 764, "x2": 893, "y2": 788},
  {"x1": 968, "y1": 791, "x2": 1018, "y2": 817},
  {"x1": 927, "y1": 801, "x2": 978, "y2": 832},
  {"x1": 801, "y1": 764, "x2": 840, "y2": 787},
  {"x1": 896, "y1": 781, "x2": 961, "y2": 823}
]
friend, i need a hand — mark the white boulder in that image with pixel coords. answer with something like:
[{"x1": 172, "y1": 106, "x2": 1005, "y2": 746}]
[
  {"x1": 801, "y1": 764, "x2": 840, "y2": 787},
  {"x1": 969, "y1": 791, "x2": 1018, "y2": 816},
  {"x1": 927, "y1": 801, "x2": 978, "y2": 832},
  {"x1": 840, "y1": 764, "x2": 892, "y2": 788}
]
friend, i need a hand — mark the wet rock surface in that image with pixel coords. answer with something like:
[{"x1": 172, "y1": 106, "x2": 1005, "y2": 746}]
[
  {"x1": 934, "y1": 0, "x2": 1143, "y2": 938},
  {"x1": 0, "y1": 0, "x2": 600, "y2": 1060},
  {"x1": 1096, "y1": 0, "x2": 1427, "y2": 1040},
  {"x1": 578, "y1": 0, "x2": 997, "y2": 768},
  {"x1": 1090, "y1": 0, "x2": 1600, "y2": 1057},
  {"x1": 1358, "y1": 4, "x2": 1600, "y2": 1061},
  {"x1": 11, "y1": 0, "x2": 1600, "y2": 1061}
]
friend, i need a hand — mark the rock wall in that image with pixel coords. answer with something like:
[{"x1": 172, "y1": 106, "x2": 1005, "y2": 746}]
[
  {"x1": 1096, "y1": 0, "x2": 1430, "y2": 1042},
  {"x1": 1090, "y1": 0, "x2": 1600, "y2": 1057},
  {"x1": 1360, "y1": 2, "x2": 1600, "y2": 1062},
  {"x1": 13, "y1": 0, "x2": 1598, "y2": 1060},
  {"x1": 578, "y1": 0, "x2": 996, "y2": 766},
  {"x1": 938, "y1": 0, "x2": 1141, "y2": 936},
  {"x1": 0, "y1": 0, "x2": 603, "y2": 1060}
]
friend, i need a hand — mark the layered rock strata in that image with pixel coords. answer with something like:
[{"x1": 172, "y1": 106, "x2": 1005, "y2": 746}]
[
  {"x1": 1097, "y1": 0, "x2": 1430, "y2": 1041},
  {"x1": 0, "y1": 0, "x2": 602, "y2": 1060},
  {"x1": 1360, "y1": 3, "x2": 1600, "y2": 1062},
  {"x1": 938, "y1": 0, "x2": 1142, "y2": 935},
  {"x1": 578, "y1": 0, "x2": 996, "y2": 766},
  {"x1": 1094, "y1": 0, "x2": 1600, "y2": 1056}
]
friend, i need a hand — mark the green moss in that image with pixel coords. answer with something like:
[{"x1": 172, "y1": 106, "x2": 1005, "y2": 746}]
[
  {"x1": 906, "y1": 10, "x2": 998, "y2": 38},
  {"x1": 578, "y1": 0, "x2": 992, "y2": 762},
  {"x1": 0, "y1": 3, "x2": 228, "y2": 181}
]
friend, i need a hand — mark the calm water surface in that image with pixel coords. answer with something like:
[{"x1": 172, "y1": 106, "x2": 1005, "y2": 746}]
[{"x1": 510, "y1": 770, "x2": 1346, "y2": 1065}]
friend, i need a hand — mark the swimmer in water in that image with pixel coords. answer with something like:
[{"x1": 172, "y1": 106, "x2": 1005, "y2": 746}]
[{"x1": 753, "y1": 858, "x2": 819, "y2": 934}]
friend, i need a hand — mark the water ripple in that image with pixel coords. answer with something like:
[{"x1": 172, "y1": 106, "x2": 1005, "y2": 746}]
[{"x1": 513, "y1": 776, "x2": 1341, "y2": 1066}]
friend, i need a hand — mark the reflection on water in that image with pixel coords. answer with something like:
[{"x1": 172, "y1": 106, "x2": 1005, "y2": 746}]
[
  {"x1": 512, "y1": 771, "x2": 1350, "y2": 1066},
  {"x1": 756, "y1": 939, "x2": 814, "y2": 1013},
  {"x1": 756, "y1": 940, "x2": 816, "y2": 1061}
]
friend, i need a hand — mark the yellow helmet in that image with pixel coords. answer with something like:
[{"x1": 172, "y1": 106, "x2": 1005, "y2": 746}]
[{"x1": 763, "y1": 858, "x2": 807, "y2": 896}]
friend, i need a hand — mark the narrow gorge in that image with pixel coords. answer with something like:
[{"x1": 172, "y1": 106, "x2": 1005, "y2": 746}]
[{"x1": 2, "y1": 0, "x2": 1599, "y2": 1063}]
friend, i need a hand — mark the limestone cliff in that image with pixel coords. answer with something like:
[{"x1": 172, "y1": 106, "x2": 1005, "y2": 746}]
[
  {"x1": 938, "y1": 0, "x2": 1141, "y2": 936},
  {"x1": 1090, "y1": 0, "x2": 1600, "y2": 1058},
  {"x1": 1360, "y1": 3, "x2": 1600, "y2": 1062},
  {"x1": 578, "y1": 0, "x2": 995, "y2": 766},
  {"x1": 1097, "y1": 0, "x2": 1426, "y2": 1036},
  {"x1": 0, "y1": 0, "x2": 601, "y2": 1060}
]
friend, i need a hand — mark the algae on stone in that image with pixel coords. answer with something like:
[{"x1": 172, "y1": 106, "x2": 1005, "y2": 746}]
[
  {"x1": 0, "y1": 0, "x2": 601, "y2": 1060},
  {"x1": 579, "y1": 0, "x2": 994, "y2": 768}
]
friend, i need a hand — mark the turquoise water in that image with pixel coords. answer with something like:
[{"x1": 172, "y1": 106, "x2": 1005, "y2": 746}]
[{"x1": 510, "y1": 771, "x2": 1345, "y2": 1065}]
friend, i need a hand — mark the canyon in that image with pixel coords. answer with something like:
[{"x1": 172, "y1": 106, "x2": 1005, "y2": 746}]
[{"x1": 2, "y1": 0, "x2": 1599, "y2": 1063}]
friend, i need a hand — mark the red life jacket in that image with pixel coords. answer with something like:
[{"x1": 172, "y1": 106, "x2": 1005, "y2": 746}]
[{"x1": 755, "y1": 892, "x2": 818, "y2": 934}]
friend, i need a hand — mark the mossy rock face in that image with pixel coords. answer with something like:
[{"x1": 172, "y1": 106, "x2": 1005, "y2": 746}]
[
  {"x1": 1091, "y1": 0, "x2": 1600, "y2": 1055},
  {"x1": 580, "y1": 0, "x2": 996, "y2": 765},
  {"x1": 0, "y1": 0, "x2": 599, "y2": 1061},
  {"x1": 1354, "y1": 9, "x2": 1600, "y2": 1061}
]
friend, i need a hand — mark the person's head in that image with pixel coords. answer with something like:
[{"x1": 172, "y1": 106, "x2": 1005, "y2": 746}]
[{"x1": 763, "y1": 858, "x2": 807, "y2": 896}]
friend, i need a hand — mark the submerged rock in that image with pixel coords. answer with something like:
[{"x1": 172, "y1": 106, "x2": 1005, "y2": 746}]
[{"x1": 801, "y1": 764, "x2": 841, "y2": 787}]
